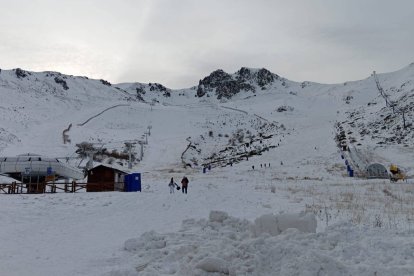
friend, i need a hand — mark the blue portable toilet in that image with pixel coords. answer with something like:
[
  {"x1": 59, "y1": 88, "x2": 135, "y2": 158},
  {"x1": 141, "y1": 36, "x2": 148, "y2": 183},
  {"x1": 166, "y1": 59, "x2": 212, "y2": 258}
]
[
  {"x1": 124, "y1": 173, "x2": 141, "y2": 192},
  {"x1": 349, "y1": 169, "x2": 354, "y2": 177},
  {"x1": 347, "y1": 165, "x2": 351, "y2": 172},
  {"x1": 203, "y1": 167, "x2": 206, "y2": 174}
]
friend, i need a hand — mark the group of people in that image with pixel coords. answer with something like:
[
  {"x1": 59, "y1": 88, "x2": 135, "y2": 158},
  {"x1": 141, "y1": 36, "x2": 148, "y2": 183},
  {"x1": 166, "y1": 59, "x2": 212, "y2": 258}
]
[
  {"x1": 251, "y1": 163, "x2": 271, "y2": 170},
  {"x1": 168, "y1": 176, "x2": 189, "y2": 194}
]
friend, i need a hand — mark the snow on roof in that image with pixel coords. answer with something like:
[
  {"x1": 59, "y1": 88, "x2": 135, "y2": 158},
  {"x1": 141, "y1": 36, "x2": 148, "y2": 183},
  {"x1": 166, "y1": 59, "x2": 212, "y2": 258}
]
[{"x1": 89, "y1": 163, "x2": 130, "y2": 174}]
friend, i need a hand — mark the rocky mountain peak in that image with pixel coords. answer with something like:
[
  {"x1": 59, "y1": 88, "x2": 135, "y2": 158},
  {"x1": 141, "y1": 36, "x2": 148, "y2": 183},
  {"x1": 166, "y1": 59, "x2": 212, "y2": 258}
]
[{"x1": 196, "y1": 67, "x2": 280, "y2": 99}]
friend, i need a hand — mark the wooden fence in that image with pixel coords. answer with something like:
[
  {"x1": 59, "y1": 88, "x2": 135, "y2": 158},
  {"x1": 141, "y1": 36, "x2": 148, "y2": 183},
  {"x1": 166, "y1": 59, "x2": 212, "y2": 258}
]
[{"x1": 0, "y1": 182, "x2": 125, "y2": 194}]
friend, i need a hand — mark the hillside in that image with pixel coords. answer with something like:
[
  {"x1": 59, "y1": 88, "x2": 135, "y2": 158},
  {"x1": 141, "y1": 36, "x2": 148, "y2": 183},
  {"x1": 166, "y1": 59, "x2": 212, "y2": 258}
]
[
  {"x1": 1, "y1": 64, "x2": 414, "y2": 275},
  {"x1": 1, "y1": 63, "x2": 414, "y2": 173},
  {"x1": 1, "y1": 64, "x2": 414, "y2": 172}
]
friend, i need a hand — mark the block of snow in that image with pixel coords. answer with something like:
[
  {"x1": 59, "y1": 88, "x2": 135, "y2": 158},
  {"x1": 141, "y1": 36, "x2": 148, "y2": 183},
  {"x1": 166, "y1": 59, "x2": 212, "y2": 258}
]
[
  {"x1": 252, "y1": 212, "x2": 316, "y2": 237},
  {"x1": 276, "y1": 212, "x2": 317, "y2": 233},
  {"x1": 124, "y1": 238, "x2": 141, "y2": 252},
  {"x1": 252, "y1": 214, "x2": 281, "y2": 237},
  {"x1": 209, "y1": 210, "x2": 229, "y2": 223},
  {"x1": 124, "y1": 231, "x2": 166, "y2": 251},
  {"x1": 195, "y1": 257, "x2": 229, "y2": 274}
]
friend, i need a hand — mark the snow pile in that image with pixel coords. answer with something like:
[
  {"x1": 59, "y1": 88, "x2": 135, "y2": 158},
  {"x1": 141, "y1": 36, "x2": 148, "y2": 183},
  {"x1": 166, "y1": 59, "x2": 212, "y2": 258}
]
[
  {"x1": 252, "y1": 212, "x2": 316, "y2": 237},
  {"x1": 106, "y1": 211, "x2": 414, "y2": 276}
]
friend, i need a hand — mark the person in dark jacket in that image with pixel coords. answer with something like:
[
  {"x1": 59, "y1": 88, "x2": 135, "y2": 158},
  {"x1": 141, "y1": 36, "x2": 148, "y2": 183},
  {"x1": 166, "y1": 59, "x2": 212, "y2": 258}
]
[{"x1": 181, "y1": 176, "x2": 189, "y2": 194}]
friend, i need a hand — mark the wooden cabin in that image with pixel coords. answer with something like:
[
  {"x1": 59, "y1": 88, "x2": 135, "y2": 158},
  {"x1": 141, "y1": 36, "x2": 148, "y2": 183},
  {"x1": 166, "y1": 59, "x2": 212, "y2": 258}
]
[{"x1": 87, "y1": 164, "x2": 127, "y2": 192}]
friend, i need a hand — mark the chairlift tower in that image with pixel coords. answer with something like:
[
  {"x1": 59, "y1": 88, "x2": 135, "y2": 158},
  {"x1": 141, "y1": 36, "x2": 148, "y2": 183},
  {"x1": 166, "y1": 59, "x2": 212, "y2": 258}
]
[
  {"x1": 124, "y1": 142, "x2": 136, "y2": 169},
  {"x1": 137, "y1": 141, "x2": 145, "y2": 161},
  {"x1": 142, "y1": 133, "x2": 148, "y2": 144},
  {"x1": 83, "y1": 142, "x2": 105, "y2": 170},
  {"x1": 85, "y1": 150, "x2": 98, "y2": 170}
]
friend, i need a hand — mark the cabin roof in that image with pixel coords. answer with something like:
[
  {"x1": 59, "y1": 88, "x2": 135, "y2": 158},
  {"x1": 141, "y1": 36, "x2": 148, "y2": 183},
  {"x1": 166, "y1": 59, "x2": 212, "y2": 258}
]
[{"x1": 89, "y1": 163, "x2": 129, "y2": 174}]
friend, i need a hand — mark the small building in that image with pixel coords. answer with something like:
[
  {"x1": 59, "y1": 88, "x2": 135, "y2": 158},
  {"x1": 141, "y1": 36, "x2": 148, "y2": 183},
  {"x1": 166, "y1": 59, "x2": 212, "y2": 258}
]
[
  {"x1": 366, "y1": 163, "x2": 389, "y2": 179},
  {"x1": 124, "y1": 173, "x2": 142, "y2": 192},
  {"x1": 87, "y1": 164, "x2": 128, "y2": 192}
]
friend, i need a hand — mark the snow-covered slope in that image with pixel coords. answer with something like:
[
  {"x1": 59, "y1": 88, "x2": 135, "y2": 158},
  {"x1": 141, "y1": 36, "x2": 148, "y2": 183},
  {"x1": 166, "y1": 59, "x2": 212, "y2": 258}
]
[
  {"x1": 1, "y1": 63, "x2": 414, "y2": 182},
  {"x1": 1, "y1": 63, "x2": 414, "y2": 178},
  {"x1": 1, "y1": 64, "x2": 414, "y2": 275},
  {"x1": 0, "y1": 68, "x2": 138, "y2": 157}
]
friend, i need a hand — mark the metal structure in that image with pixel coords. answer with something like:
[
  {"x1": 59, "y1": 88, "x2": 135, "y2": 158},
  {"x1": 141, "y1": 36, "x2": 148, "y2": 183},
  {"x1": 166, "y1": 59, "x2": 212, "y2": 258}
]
[
  {"x1": 366, "y1": 163, "x2": 389, "y2": 179},
  {"x1": 124, "y1": 142, "x2": 136, "y2": 169},
  {"x1": 137, "y1": 141, "x2": 145, "y2": 160},
  {"x1": 373, "y1": 71, "x2": 393, "y2": 111},
  {"x1": 0, "y1": 153, "x2": 84, "y2": 183}
]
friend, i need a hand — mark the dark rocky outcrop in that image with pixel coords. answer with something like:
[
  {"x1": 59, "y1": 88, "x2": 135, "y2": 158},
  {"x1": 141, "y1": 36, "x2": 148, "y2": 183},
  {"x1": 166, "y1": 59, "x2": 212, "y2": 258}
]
[
  {"x1": 15, "y1": 68, "x2": 29, "y2": 79},
  {"x1": 54, "y1": 77, "x2": 69, "y2": 90},
  {"x1": 100, "y1": 79, "x2": 112, "y2": 86},
  {"x1": 196, "y1": 67, "x2": 277, "y2": 99},
  {"x1": 148, "y1": 83, "x2": 171, "y2": 97},
  {"x1": 256, "y1": 68, "x2": 276, "y2": 87},
  {"x1": 134, "y1": 86, "x2": 145, "y2": 101},
  {"x1": 197, "y1": 69, "x2": 256, "y2": 99},
  {"x1": 197, "y1": 85, "x2": 206, "y2": 97},
  {"x1": 236, "y1": 67, "x2": 252, "y2": 81}
]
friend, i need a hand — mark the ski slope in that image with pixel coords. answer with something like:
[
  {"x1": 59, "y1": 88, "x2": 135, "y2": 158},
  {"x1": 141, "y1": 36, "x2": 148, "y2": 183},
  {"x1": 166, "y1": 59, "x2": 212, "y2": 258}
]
[{"x1": 0, "y1": 64, "x2": 414, "y2": 275}]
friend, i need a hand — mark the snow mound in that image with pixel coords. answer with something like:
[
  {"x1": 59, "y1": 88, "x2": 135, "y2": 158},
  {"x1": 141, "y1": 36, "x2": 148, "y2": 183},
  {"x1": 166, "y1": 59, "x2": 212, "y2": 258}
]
[
  {"x1": 124, "y1": 231, "x2": 166, "y2": 252},
  {"x1": 108, "y1": 211, "x2": 414, "y2": 275},
  {"x1": 209, "y1": 210, "x2": 229, "y2": 223},
  {"x1": 195, "y1": 257, "x2": 230, "y2": 274},
  {"x1": 252, "y1": 212, "x2": 317, "y2": 237}
]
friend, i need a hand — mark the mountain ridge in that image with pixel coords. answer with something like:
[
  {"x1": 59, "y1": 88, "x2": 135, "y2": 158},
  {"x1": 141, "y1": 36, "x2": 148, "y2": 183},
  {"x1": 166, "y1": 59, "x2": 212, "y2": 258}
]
[{"x1": 0, "y1": 63, "x2": 413, "y2": 171}]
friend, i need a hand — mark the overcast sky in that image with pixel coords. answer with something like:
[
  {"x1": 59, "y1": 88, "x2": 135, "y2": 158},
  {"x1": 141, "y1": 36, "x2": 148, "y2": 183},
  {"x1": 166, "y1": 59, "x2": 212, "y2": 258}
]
[{"x1": 0, "y1": 0, "x2": 413, "y2": 88}]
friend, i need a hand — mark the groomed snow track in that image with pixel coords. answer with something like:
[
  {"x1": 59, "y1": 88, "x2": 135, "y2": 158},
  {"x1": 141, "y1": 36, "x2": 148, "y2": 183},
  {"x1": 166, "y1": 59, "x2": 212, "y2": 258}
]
[{"x1": 0, "y1": 153, "x2": 84, "y2": 181}]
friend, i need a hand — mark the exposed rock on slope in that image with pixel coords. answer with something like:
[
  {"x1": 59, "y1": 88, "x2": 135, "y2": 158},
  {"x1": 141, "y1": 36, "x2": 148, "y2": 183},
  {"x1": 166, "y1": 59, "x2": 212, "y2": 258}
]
[{"x1": 196, "y1": 67, "x2": 282, "y2": 99}]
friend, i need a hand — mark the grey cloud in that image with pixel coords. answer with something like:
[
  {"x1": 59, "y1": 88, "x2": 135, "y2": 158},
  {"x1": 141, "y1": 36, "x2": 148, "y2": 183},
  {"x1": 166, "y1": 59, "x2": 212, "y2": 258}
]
[{"x1": 1, "y1": 0, "x2": 413, "y2": 87}]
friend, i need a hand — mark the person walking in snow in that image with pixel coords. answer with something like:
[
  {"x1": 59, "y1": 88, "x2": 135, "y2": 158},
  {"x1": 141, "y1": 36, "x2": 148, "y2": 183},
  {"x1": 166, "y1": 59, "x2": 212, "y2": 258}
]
[
  {"x1": 168, "y1": 177, "x2": 178, "y2": 194},
  {"x1": 181, "y1": 176, "x2": 189, "y2": 194}
]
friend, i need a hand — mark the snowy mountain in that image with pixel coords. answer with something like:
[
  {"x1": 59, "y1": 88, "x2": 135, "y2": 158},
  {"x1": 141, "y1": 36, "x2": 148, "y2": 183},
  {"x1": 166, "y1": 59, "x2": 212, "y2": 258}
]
[
  {"x1": 1, "y1": 64, "x2": 414, "y2": 275},
  {"x1": 1, "y1": 63, "x2": 414, "y2": 172},
  {"x1": 0, "y1": 68, "x2": 138, "y2": 157}
]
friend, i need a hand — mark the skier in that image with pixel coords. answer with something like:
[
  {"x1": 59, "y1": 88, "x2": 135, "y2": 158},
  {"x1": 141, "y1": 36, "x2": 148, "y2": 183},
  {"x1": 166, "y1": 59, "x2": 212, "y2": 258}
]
[{"x1": 181, "y1": 176, "x2": 189, "y2": 194}]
